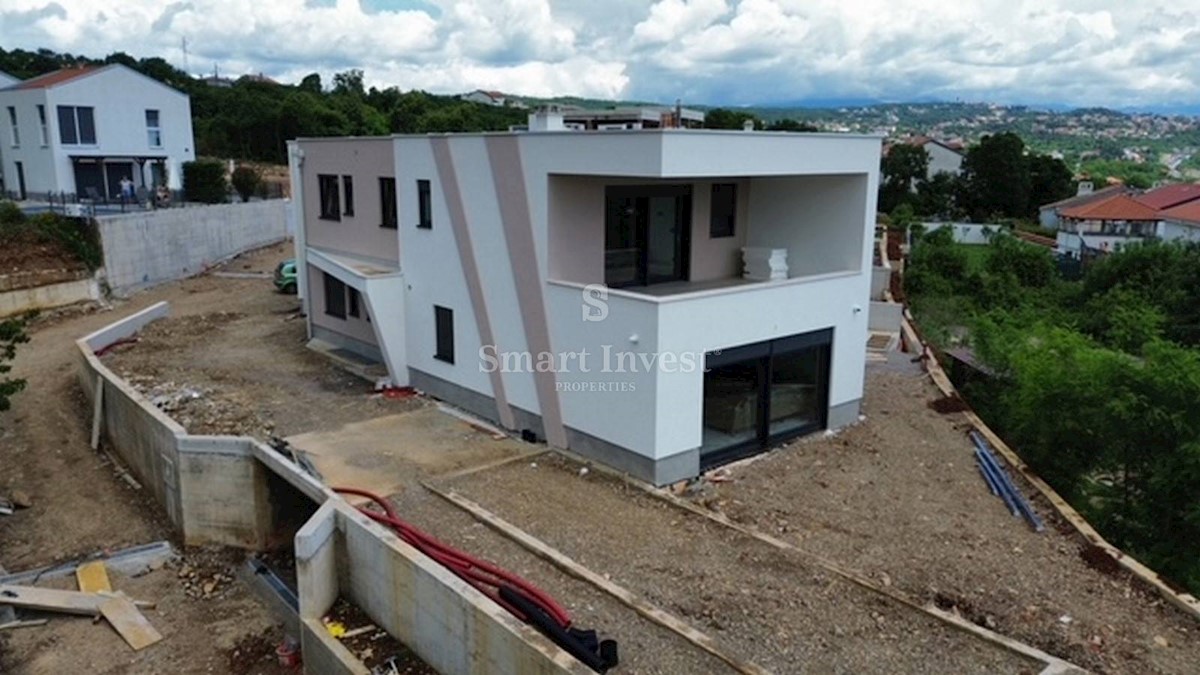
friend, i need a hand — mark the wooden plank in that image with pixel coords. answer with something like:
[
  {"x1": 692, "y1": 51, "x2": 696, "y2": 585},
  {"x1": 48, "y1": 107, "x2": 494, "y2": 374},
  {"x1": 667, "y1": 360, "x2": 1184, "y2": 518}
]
[
  {"x1": 99, "y1": 596, "x2": 162, "y2": 650},
  {"x1": 0, "y1": 584, "x2": 107, "y2": 615},
  {"x1": 90, "y1": 374, "x2": 104, "y2": 450},
  {"x1": 423, "y1": 483, "x2": 772, "y2": 675},
  {"x1": 0, "y1": 619, "x2": 48, "y2": 631},
  {"x1": 76, "y1": 561, "x2": 112, "y2": 593}
]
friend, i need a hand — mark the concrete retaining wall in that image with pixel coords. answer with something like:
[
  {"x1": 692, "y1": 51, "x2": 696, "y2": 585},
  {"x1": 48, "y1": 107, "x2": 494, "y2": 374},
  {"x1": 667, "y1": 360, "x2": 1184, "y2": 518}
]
[
  {"x1": 920, "y1": 222, "x2": 996, "y2": 245},
  {"x1": 78, "y1": 303, "x2": 588, "y2": 674},
  {"x1": 868, "y1": 300, "x2": 903, "y2": 332},
  {"x1": 98, "y1": 200, "x2": 288, "y2": 294},
  {"x1": 1, "y1": 274, "x2": 99, "y2": 318},
  {"x1": 298, "y1": 501, "x2": 590, "y2": 675}
]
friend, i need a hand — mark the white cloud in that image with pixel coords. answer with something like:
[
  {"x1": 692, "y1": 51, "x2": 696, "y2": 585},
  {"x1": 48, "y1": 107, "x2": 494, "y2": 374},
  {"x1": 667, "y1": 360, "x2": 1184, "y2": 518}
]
[{"x1": 1, "y1": 0, "x2": 1198, "y2": 108}]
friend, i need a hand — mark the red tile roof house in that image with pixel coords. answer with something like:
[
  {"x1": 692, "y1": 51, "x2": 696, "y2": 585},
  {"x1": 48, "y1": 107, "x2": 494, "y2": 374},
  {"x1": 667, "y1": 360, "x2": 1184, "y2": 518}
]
[
  {"x1": 0, "y1": 64, "x2": 194, "y2": 201},
  {"x1": 1037, "y1": 183, "x2": 1133, "y2": 229},
  {"x1": 1056, "y1": 186, "x2": 1200, "y2": 254}
]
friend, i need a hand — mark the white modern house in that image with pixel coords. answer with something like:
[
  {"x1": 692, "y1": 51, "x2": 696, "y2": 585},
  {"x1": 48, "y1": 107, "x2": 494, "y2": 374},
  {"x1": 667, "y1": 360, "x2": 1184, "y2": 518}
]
[
  {"x1": 0, "y1": 64, "x2": 194, "y2": 201},
  {"x1": 288, "y1": 124, "x2": 881, "y2": 484}
]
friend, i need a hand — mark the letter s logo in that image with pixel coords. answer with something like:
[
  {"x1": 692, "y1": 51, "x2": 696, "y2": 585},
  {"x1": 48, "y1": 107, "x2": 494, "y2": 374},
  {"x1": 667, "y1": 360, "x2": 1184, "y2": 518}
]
[{"x1": 582, "y1": 284, "x2": 608, "y2": 322}]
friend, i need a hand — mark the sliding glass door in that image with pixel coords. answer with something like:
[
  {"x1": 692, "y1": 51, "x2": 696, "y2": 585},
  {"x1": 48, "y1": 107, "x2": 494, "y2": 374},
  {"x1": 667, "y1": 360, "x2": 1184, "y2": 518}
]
[
  {"x1": 605, "y1": 185, "x2": 691, "y2": 288},
  {"x1": 700, "y1": 329, "x2": 832, "y2": 468}
]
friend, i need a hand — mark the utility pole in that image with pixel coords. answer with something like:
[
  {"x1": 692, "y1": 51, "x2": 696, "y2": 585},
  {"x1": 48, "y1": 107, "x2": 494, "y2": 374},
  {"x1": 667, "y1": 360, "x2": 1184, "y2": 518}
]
[{"x1": 181, "y1": 37, "x2": 189, "y2": 75}]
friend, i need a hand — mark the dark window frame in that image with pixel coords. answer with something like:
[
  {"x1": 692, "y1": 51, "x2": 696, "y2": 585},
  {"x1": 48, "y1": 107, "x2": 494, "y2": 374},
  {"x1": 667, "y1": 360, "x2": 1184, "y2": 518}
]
[
  {"x1": 710, "y1": 183, "x2": 737, "y2": 238},
  {"x1": 342, "y1": 175, "x2": 354, "y2": 216},
  {"x1": 323, "y1": 272, "x2": 347, "y2": 319},
  {"x1": 379, "y1": 177, "x2": 398, "y2": 229},
  {"x1": 417, "y1": 179, "x2": 432, "y2": 229},
  {"x1": 318, "y1": 174, "x2": 340, "y2": 221},
  {"x1": 348, "y1": 287, "x2": 361, "y2": 318},
  {"x1": 604, "y1": 184, "x2": 693, "y2": 288},
  {"x1": 434, "y1": 305, "x2": 454, "y2": 364}
]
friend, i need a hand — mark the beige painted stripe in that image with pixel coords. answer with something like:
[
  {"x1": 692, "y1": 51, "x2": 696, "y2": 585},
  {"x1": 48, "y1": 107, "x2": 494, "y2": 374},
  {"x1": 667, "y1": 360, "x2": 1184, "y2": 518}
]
[
  {"x1": 485, "y1": 136, "x2": 568, "y2": 448},
  {"x1": 430, "y1": 138, "x2": 516, "y2": 430}
]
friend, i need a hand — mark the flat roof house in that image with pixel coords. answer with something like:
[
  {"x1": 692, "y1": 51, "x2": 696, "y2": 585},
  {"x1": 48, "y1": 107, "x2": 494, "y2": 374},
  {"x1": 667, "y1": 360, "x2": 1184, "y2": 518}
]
[
  {"x1": 288, "y1": 126, "x2": 881, "y2": 485},
  {"x1": 0, "y1": 64, "x2": 194, "y2": 201}
]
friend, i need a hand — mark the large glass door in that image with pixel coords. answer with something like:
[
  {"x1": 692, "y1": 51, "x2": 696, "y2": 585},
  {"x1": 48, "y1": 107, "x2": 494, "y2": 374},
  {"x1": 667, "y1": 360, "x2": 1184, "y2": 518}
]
[
  {"x1": 700, "y1": 329, "x2": 832, "y2": 468},
  {"x1": 604, "y1": 185, "x2": 691, "y2": 287}
]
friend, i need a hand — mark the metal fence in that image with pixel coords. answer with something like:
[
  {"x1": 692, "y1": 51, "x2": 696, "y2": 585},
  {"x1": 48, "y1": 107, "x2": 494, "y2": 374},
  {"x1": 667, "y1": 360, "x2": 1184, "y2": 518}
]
[{"x1": 4, "y1": 184, "x2": 286, "y2": 217}]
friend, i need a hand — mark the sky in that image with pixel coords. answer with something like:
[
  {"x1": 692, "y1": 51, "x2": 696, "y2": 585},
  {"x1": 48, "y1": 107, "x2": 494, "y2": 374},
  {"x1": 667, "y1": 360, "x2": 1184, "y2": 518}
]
[{"x1": 3, "y1": 0, "x2": 1199, "y2": 109}]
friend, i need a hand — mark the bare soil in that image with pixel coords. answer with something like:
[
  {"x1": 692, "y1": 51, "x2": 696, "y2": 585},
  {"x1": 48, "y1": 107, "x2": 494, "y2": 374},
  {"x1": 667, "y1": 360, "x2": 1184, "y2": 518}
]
[
  {"x1": 710, "y1": 367, "x2": 1200, "y2": 674},
  {"x1": 0, "y1": 230, "x2": 82, "y2": 275},
  {"x1": 0, "y1": 244, "x2": 297, "y2": 674},
  {"x1": 445, "y1": 456, "x2": 1038, "y2": 674}
]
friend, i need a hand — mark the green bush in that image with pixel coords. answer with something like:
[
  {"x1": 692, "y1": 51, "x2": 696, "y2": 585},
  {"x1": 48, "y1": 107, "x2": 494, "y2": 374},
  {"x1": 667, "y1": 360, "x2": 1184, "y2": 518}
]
[
  {"x1": 230, "y1": 165, "x2": 262, "y2": 202},
  {"x1": 985, "y1": 234, "x2": 1056, "y2": 288},
  {"x1": 183, "y1": 160, "x2": 228, "y2": 204},
  {"x1": 0, "y1": 200, "x2": 25, "y2": 225},
  {"x1": 0, "y1": 315, "x2": 29, "y2": 414}
]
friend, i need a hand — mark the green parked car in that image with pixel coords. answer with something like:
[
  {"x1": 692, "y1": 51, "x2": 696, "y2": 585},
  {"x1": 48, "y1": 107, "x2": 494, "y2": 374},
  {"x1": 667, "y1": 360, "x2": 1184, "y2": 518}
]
[{"x1": 274, "y1": 258, "x2": 298, "y2": 294}]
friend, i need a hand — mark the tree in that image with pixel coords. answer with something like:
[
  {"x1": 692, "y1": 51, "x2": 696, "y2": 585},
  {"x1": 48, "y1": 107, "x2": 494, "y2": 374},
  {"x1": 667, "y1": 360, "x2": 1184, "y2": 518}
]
[
  {"x1": 0, "y1": 316, "x2": 29, "y2": 413},
  {"x1": 704, "y1": 108, "x2": 760, "y2": 130},
  {"x1": 183, "y1": 160, "x2": 228, "y2": 203},
  {"x1": 298, "y1": 73, "x2": 322, "y2": 94},
  {"x1": 958, "y1": 132, "x2": 1031, "y2": 222},
  {"x1": 916, "y1": 171, "x2": 960, "y2": 219},
  {"x1": 766, "y1": 118, "x2": 818, "y2": 132},
  {"x1": 879, "y1": 143, "x2": 929, "y2": 213},
  {"x1": 1027, "y1": 153, "x2": 1074, "y2": 216},
  {"x1": 231, "y1": 165, "x2": 262, "y2": 202}
]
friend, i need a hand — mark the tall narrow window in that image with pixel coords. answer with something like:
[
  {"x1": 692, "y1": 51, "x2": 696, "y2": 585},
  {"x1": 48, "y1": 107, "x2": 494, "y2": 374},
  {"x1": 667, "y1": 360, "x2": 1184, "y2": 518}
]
[
  {"x1": 417, "y1": 179, "x2": 432, "y2": 229},
  {"x1": 57, "y1": 106, "x2": 76, "y2": 144},
  {"x1": 379, "y1": 177, "x2": 397, "y2": 229},
  {"x1": 710, "y1": 183, "x2": 737, "y2": 238},
  {"x1": 36, "y1": 105, "x2": 47, "y2": 146},
  {"x1": 318, "y1": 174, "x2": 340, "y2": 220},
  {"x1": 348, "y1": 288, "x2": 361, "y2": 318},
  {"x1": 76, "y1": 107, "x2": 95, "y2": 144},
  {"x1": 6, "y1": 107, "x2": 18, "y2": 146},
  {"x1": 323, "y1": 273, "x2": 347, "y2": 318},
  {"x1": 145, "y1": 109, "x2": 161, "y2": 147},
  {"x1": 342, "y1": 175, "x2": 354, "y2": 216},
  {"x1": 434, "y1": 306, "x2": 454, "y2": 364}
]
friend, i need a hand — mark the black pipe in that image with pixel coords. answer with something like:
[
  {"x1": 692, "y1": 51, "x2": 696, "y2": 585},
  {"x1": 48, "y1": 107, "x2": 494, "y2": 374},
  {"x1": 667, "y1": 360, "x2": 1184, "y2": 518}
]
[{"x1": 499, "y1": 585, "x2": 618, "y2": 673}]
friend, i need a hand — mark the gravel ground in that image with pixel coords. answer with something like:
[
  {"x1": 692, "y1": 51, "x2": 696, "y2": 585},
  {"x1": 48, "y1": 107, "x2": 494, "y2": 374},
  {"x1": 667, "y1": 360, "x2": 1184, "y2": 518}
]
[
  {"x1": 709, "y1": 365, "x2": 1199, "y2": 674},
  {"x1": 384, "y1": 486, "x2": 731, "y2": 674},
  {"x1": 446, "y1": 456, "x2": 1038, "y2": 674}
]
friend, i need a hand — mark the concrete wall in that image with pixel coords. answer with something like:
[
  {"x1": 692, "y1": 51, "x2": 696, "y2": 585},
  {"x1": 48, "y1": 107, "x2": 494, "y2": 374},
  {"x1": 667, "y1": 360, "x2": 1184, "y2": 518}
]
[
  {"x1": 98, "y1": 199, "x2": 287, "y2": 294},
  {"x1": 746, "y1": 175, "x2": 868, "y2": 277},
  {"x1": 0, "y1": 274, "x2": 98, "y2": 318},
  {"x1": 297, "y1": 500, "x2": 590, "y2": 675},
  {"x1": 78, "y1": 303, "x2": 586, "y2": 673},
  {"x1": 868, "y1": 300, "x2": 903, "y2": 332}
]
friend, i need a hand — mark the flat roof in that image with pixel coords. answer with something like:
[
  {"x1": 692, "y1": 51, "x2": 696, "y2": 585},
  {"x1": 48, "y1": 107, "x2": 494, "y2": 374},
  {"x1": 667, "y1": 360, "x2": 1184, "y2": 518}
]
[{"x1": 294, "y1": 129, "x2": 884, "y2": 143}]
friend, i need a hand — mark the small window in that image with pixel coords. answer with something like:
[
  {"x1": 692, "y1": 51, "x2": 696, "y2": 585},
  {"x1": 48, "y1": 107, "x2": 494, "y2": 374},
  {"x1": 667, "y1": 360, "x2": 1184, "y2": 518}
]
[
  {"x1": 348, "y1": 288, "x2": 361, "y2": 318},
  {"x1": 434, "y1": 305, "x2": 454, "y2": 364},
  {"x1": 323, "y1": 273, "x2": 347, "y2": 318},
  {"x1": 342, "y1": 175, "x2": 354, "y2": 216},
  {"x1": 710, "y1": 183, "x2": 737, "y2": 238},
  {"x1": 6, "y1": 107, "x2": 18, "y2": 146},
  {"x1": 379, "y1": 177, "x2": 397, "y2": 229},
  {"x1": 417, "y1": 179, "x2": 432, "y2": 229},
  {"x1": 318, "y1": 174, "x2": 340, "y2": 221},
  {"x1": 145, "y1": 109, "x2": 161, "y2": 147},
  {"x1": 36, "y1": 105, "x2": 47, "y2": 145},
  {"x1": 57, "y1": 106, "x2": 76, "y2": 144}
]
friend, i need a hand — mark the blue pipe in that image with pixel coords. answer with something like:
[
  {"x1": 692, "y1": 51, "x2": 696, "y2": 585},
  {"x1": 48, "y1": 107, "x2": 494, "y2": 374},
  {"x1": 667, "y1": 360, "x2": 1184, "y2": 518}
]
[{"x1": 970, "y1": 431, "x2": 1045, "y2": 532}]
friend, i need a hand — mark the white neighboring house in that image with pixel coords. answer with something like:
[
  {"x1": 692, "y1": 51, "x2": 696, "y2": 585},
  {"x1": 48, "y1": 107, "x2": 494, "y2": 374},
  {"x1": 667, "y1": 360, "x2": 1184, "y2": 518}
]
[
  {"x1": 288, "y1": 124, "x2": 880, "y2": 485},
  {"x1": 461, "y1": 90, "x2": 508, "y2": 107},
  {"x1": 0, "y1": 64, "x2": 194, "y2": 201},
  {"x1": 0, "y1": 70, "x2": 18, "y2": 193},
  {"x1": 912, "y1": 137, "x2": 964, "y2": 179}
]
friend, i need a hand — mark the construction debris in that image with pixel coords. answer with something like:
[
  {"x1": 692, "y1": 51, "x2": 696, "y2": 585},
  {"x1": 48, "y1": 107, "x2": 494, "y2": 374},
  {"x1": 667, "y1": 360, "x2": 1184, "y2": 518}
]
[
  {"x1": 970, "y1": 430, "x2": 1044, "y2": 532},
  {"x1": 0, "y1": 583, "x2": 161, "y2": 650},
  {"x1": 76, "y1": 560, "x2": 113, "y2": 593}
]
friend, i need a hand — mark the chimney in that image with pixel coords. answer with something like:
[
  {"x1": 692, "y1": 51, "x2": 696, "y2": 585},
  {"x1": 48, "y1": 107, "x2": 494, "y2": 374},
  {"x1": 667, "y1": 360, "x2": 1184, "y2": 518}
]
[
  {"x1": 527, "y1": 105, "x2": 566, "y2": 132},
  {"x1": 742, "y1": 119, "x2": 755, "y2": 132},
  {"x1": 1076, "y1": 181, "x2": 1094, "y2": 196}
]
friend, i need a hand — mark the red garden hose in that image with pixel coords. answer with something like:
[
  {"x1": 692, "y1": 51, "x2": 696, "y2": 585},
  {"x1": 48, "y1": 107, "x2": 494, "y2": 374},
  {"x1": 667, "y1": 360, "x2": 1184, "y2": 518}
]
[{"x1": 332, "y1": 486, "x2": 572, "y2": 628}]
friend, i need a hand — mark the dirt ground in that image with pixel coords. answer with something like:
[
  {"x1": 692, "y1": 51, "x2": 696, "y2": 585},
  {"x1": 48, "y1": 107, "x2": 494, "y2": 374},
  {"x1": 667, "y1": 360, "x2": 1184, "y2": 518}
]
[
  {"x1": 707, "y1": 365, "x2": 1200, "y2": 674},
  {"x1": 0, "y1": 243, "x2": 303, "y2": 674}
]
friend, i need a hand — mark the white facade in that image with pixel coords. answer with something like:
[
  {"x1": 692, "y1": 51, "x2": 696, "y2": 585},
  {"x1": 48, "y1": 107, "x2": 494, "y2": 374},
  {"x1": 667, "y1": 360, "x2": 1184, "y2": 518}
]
[
  {"x1": 291, "y1": 130, "x2": 880, "y2": 484},
  {"x1": 922, "y1": 140, "x2": 964, "y2": 178},
  {"x1": 0, "y1": 64, "x2": 194, "y2": 199}
]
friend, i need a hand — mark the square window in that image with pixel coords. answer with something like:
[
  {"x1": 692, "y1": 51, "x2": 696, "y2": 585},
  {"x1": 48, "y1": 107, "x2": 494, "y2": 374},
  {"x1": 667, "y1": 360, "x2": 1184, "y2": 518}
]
[{"x1": 434, "y1": 305, "x2": 454, "y2": 364}]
